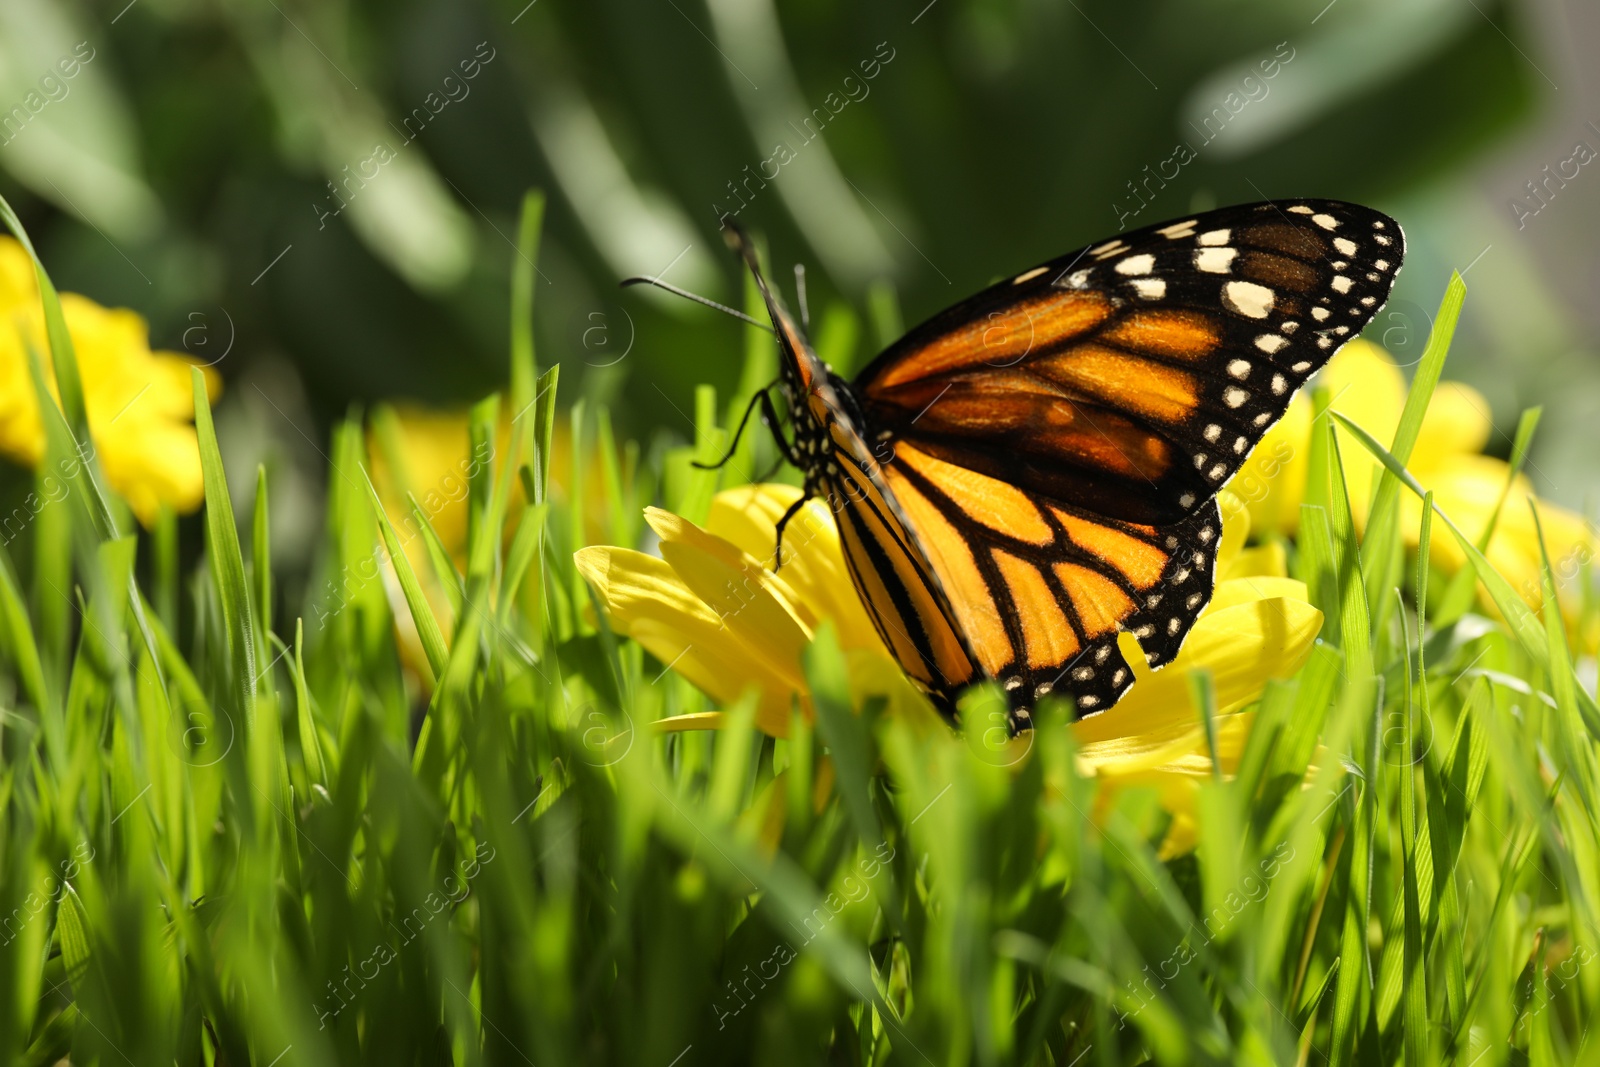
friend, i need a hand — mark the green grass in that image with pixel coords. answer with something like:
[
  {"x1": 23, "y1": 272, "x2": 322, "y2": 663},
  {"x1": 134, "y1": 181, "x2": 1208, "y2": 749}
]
[{"x1": 2, "y1": 192, "x2": 1599, "y2": 1066}]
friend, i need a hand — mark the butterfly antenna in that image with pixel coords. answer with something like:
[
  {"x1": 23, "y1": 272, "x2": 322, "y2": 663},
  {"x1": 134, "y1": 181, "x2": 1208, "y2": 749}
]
[
  {"x1": 722, "y1": 219, "x2": 779, "y2": 305},
  {"x1": 794, "y1": 263, "x2": 810, "y2": 330},
  {"x1": 618, "y1": 275, "x2": 772, "y2": 332}
]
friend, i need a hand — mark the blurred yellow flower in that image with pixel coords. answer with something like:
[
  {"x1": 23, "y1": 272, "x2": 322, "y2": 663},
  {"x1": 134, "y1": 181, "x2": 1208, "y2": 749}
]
[
  {"x1": 0, "y1": 237, "x2": 219, "y2": 524},
  {"x1": 1229, "y1": 339, "x2": 1593, "y2": 623},
  {"x1": 367, "y1": 403, "x2": 486, "y2": 561},
  {"x1": 575, "y1": 484, "x2": 1323, "y2": 854}
]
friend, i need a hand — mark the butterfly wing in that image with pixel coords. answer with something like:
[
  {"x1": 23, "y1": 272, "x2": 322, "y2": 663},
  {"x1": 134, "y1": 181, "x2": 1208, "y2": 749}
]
[
  {"x1": 878, "y1": 440, "x2": 1222, "y2": 716},
  {"x1": 726, "y1": 200, "x2": 1402, "y2": 726},
  {"x1": 857, "y1": 200, "x2": 1404, "y2": 527}
]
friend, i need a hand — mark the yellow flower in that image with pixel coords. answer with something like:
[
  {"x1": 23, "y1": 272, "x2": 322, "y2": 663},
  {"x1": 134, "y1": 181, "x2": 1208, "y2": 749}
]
[
  {"x1": 0, "y1": 237, "x2": 219, "y2": 524},
  {"x1": 575, "y1": 484, "x2": 1323, "y2": 853},
  {"x1": 368, "y1": 404, "x2": 485, "y2": 561},
  {"x1": 1062, "y1": 494, "x2": 1322, "y2": 854},
  {"x1": 575, "y1": 484, "x2": 922, "y2": 737},
  {"x1": 1231, "y1": 339, "x2": 1593, "y2": 625}
]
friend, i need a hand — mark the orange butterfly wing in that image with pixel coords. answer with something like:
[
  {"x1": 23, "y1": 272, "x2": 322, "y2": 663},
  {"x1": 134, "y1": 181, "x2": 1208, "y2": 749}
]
[
  {"x1": 725, "y1": 200, "x2": 1402, "y2": 727},
  {"x1": 858, "y1": 202, "x2": 1403, "y2": 527}
]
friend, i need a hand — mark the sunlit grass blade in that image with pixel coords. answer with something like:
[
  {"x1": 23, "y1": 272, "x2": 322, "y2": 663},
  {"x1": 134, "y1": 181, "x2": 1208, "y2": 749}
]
[
  {"x1": 361, "y1": 465, "x2": 448, "y2": 684},
  {"x1": 1434, "y1": 405, "x2": 1542, "y2": 625},
  {"x1": 510, "y1": 188, "x2": 545, "y2": 448},
  {"x1": 1361, "y1": 272, "x2": 1466, "y2": 633},
  {"x1": 1332, "y1": 409, "x2": 1600, "y2": 738}
]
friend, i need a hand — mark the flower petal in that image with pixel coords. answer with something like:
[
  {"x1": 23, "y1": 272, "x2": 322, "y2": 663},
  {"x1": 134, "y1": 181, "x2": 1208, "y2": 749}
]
[
  {"x1": 1215, "y1": 489, "x2": 1250, "y2": 576},
  {"x1": 1411, "y1": 380, "x2": 1492, "y2": 471},
  {"x1": 1205, "y1": 576, "x2": 1308, "y2": 615},
  {"x1": 706, "y1": 484, "x2": 887, "y2": 654},
  {"x1": 1073, "y1": 595, "x2": 1323, "y2": 771},
  {"x1": 646, "y1": 506, "x2": 816, "y2": 666},
  {"x1": 1224, "y1": 541, "x2": 1288, "y2": 580},
  {"x1": 574, "y1": 545, "x2": 799, "y2": 734}
]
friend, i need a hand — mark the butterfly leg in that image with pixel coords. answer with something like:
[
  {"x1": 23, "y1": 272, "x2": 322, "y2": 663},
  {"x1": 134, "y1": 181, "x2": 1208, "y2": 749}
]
[
  {"x1": 693, "y1": 383, "x2": 793, "y2": 471},
  {"x1": 771, "y1": 493, "x2": 811, "y2": 572}
]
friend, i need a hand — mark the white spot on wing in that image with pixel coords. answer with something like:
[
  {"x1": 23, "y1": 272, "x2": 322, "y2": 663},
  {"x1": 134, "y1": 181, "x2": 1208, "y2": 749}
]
[
  {"x1": 1332, "y1": 275, "x2": 1352, "y2": 293},
  {"x1": 1203, "y1": 424, "x2": 1221, "y2": 442},
  {"x1": 1227, "y1": 359, "x2": 1251, "y2": 379},
  {"x1": 1313, "y1": 213, "x2": 1339, "y2": 230},
  {"x1": 1222, "y1": 280, "x2": 1274, "y2": 318},
  {"x1": 1288, "y1": 205, "x2": 1313, "y2": 214},
  {"x1": 1198, "y1": 228, "x2": 1231, "y2": 246},
  {"x1": 1255, "y1": 334, "x2": 1288, "y2": 354},
  {"x1": 1013, "y1": 266, "x2": 1048, "y2": 284},
  {"x1": 1130, "y1": 277, "x2": 1166, "y2": 300},
  {"x1": 1157, "y1": 220, "x2": 1197, "y2": 238},
  {"x1": 1334, "y1": 237, "x2": 1357, "y2": 255},
  {"x1": 1196, "y1": 247, "x2": 1237, "y2": 273},
  {"x1": 1312, "y1": 307, "x2": 1330, "y2": 321},
  {"x1": 1115, "y1": 254, "x2": 1155, "y2": 276},
  {"x1": 1224, "y1": 386, "x2": 1249, "y2": 408}
]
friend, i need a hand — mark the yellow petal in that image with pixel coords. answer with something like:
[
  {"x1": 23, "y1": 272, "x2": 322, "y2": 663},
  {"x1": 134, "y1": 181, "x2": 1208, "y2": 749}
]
[
  {"x1": 1205, "y1": 576, "x2": 1308, "y2": 614},
  {"x1": 1074, "y1": 595, "x2": 1323, "y2": 773},
  {"x1": 1214, "y1": 489, "x2": 1250, "y2": 576},
  {"x1": 574, "y1": 546, "x2": 799, "y2": 734},
  {"x1": 1411, "y1": 380, "x2": 1492, "y2": 471},
  {"x1": 1400, "y1": 455, "x2": 1596, "y2": 618},
  {"x1": 844, "y1": 647, "x2": 942, "y2": 726},
  {"x1": 646, "y1": 507, "x2": 817, "y2": 681},
  {"x1": 1224, "y1": 541, "x2": 1288, "y2": 580},
  {"x1": 1232, "y1": 394, "x2": 1312, "y2": 537},
  {"x1": 706, "y1": 484, "x2": 887, "y2": 654}
]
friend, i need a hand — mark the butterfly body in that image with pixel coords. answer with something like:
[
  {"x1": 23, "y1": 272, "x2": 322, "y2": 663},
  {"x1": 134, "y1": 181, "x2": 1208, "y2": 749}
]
[{"x1": 729, "y1": 200, "x2": 1403, "y2": 731}]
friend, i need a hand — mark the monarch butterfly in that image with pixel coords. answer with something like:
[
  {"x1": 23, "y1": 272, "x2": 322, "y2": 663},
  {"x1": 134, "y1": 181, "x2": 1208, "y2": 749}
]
[{"x1": 678, "y1": 201, "x2": 1401, "y2": 732}]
